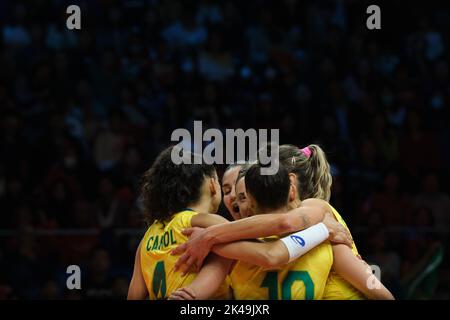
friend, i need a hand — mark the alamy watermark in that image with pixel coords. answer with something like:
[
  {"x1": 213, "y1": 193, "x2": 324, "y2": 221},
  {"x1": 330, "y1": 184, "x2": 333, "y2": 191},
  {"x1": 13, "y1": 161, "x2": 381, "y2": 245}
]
[
  {"x1": 366, "y1": 264, "x2": 382, "y2": 290},
  {"x1": 66, "y1": 5, "x2": 81, "y2": 30},
  {"x1": 65, "y1": 5, "x2": 379, "y2": 32},
  {"x1": 66, "y1": 265, "x2": 81, "y2": 290},
  {"x1": 366, "y1": 5, "x2": 381, "y2": 30},
  {"x1": 171, "y1": 121, "x2": 280, "y2": 175}
]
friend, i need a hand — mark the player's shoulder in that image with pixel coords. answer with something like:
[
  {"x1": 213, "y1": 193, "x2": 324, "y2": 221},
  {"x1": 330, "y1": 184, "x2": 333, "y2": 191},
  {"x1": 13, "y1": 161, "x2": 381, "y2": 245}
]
[
  {"x1": 170, "y1": 209, "x2": 198, "y2": 228},
  {"x1": 147, "y1": 209, "x2": 198, "y2": 232},
  {"x1": 173, "y1": 209, "x2": 198, "y2": 219},
  {"x1": 302, "y1": 198, "x2": 333, "y2": 212}
]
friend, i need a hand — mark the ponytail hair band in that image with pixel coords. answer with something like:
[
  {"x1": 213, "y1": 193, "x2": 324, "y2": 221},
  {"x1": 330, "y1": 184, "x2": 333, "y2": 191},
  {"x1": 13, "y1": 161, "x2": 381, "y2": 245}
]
[{"x1": 300, "y1": 147, "x2": 312, "y2": 158}]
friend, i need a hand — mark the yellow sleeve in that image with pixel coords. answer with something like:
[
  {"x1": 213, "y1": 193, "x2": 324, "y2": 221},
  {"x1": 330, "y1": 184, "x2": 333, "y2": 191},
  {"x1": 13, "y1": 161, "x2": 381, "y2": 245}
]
[
  {"x1": 179, "y1": 210, "x2": 197, "y2": 229},
  {"x1": 328, "y1": 206, "x2": 359, "y2": 256}
]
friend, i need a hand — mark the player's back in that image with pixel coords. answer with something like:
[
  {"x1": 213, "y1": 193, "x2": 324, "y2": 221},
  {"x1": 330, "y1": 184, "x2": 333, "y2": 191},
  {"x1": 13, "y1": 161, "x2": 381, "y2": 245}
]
[
  {"x1": 230, "y1": 239, "x2": 333, "y2": 300},
  {"x1": 140, "y1": 209, "x2": 231, "y2": 299},
  {"x1": 322, "y1": 205, "x2": 366, "y2": 300}
]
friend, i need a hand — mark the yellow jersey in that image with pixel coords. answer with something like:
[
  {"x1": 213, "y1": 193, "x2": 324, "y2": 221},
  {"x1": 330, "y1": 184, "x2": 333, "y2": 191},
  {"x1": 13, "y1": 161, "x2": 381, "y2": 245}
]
[
  {"x1": 230, "y1": 239, "x2": 333, "y2": 300},
  {"x1": 140, "y1": 209, "x2": 232, "y2": 299},
  {"x1": 322, "y1": 205, "x2": 366, "y2": 300}
]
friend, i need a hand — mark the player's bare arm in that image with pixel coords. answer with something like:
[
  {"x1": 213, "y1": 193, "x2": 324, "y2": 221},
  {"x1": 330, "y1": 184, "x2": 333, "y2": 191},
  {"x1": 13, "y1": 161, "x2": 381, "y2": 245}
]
[
  {"x1": 127, "y1": 241, "x2": 148, "y2": 300},
  {"x1": 331, "y1": 244, "x2": 395, "y2": 300},
  {"x1": 168, "y1": 221, "x2": 331, "y2": 300},
  {"x1": 168, "y1": 253, "x2": 232, "y2": 300},
  {"x1": 172, "y1": 211, "x2": 351, "y2": 275},
  {"x1": 171, "y1": 203, "x2": 352, "y2": 271}
]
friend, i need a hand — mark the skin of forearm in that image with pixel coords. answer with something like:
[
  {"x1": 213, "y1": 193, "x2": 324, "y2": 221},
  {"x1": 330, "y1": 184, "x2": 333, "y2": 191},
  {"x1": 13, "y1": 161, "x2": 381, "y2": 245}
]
[
  {"x1": 127, "y1": 242, "x2": 148, "y2": 300},
  {"x1": 185, "y1": 255, "x2": 231, "y2": 300},
  {"x1": 365, "y1": 285, "x2": 395, "y2": 300},
  {"x1": 204, "y1": 205, "x2": 326, "y2": 246},
  {"x1": 332, "y1": 244, "x2": 394, "y2": 300},
  {"x1": 211, "y1": 240, "x2": 289, "y2": 269},
  {"x1": 199, "y1": 216, "x2": 283, "y2": 247},
  {"x1": 211, "y1": 241, "x2": 269, "y2": 267},
  {"x1": 186, "y1": 268, "x2": 225, "y2": 300},
  {"x1": 127, "y1": 282, "x2": 147, "y2": 300}
]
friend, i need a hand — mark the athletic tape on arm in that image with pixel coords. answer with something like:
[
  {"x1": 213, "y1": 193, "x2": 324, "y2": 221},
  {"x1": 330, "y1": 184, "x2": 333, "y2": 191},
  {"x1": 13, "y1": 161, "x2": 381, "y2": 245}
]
[{"x1": 280, "y1": 223, "x2": 329, "y2": 262}]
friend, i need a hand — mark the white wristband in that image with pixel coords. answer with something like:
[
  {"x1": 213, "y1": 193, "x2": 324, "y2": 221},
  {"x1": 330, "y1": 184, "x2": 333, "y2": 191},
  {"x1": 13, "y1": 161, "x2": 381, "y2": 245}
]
[{"x1": 280, "y1": 223, "x2": 329, "y2": 262}]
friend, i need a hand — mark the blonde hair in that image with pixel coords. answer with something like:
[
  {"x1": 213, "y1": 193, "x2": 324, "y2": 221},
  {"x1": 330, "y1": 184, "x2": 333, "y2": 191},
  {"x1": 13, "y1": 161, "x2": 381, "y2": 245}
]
[{"x1": 279, "y1": 144, "x2": 332, "y2": 201}]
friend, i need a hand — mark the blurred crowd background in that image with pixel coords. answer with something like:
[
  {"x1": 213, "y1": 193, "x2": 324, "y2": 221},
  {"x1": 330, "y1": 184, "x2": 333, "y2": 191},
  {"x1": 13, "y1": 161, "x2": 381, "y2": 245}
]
[{"x1": 0, "y1": 0, "x2": 449, "y2": 299}]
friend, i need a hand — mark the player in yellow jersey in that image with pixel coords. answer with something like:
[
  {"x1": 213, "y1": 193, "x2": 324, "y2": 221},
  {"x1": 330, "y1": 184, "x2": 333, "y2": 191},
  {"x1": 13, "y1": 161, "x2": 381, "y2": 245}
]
[
  {"x1": 276, "y1": 144, "x2": 393, "y2": 300},
  {"x1": 127, "y1": 146, "x2": 349, "y2": 299},
  {"x1": 170, "y1": 163, "x2": 338, "y2": 300},
  {"x1": 171, "y1": 145, "x2": 394, "y2": 300},
  {"x1": 225, "y1": 164, "x2": 334, "y2": 300},
  {"x1": 127, "y1": 146, "x2": 233, "y2": 299}
]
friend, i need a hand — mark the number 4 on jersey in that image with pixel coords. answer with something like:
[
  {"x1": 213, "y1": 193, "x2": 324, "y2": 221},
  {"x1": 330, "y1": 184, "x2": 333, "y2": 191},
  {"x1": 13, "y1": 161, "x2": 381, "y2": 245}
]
[{"x1": 152, "y1": 261, "x2": 167, "y2": 299}]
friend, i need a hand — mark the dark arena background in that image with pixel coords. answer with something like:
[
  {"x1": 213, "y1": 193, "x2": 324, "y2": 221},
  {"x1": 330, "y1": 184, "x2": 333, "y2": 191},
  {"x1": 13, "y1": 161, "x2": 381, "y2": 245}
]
[{"x1": 0, "y1": 0, "x2": 449, "y2": 301}]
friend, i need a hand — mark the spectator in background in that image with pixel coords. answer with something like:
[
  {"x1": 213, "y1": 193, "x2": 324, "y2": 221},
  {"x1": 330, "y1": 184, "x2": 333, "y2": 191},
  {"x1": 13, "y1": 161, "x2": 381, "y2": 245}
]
[
  {"x1": 245, "y1": 9, "x2": 271, "y2": 65},
  {"x1": 196, "y1": 0, "x2": 223, "y2": 25},
  {"x1": 111, "y1": 277, "x2": 130, "y2": 300},
  {"x1": 95, "y1": 176, "x2": 118, "y2": 229},
  {"x1": 6, "y1": 228, "x2": 41, "y2": 299},
  {"x1": 119, "y1": 87, "x2": 149, "y2": 128},
  {"x1": 399, "y1": 110, "x2": 441, "y2": 178},
  {"x1": 40, "y1": 279, "x2": 62, "y2": 300},
  {"x1": 0, "y1": 0, "x2": 448, "y2": 299},
  {"x1": 84, "y1": 247, "x2": 114, "y2": 299},
  {"x1": 198, "y1": 30, "x2": 234, "y2": 81},
  {"x1": 2, "y1": 4, "x2": 31, "y2": 48},
  {"x1": 348, "y1": 138, "x2": 382, "y2": 199},
  {"x1": 64, "y1": 290, "x2": 82, "y2": 300},
  {"x1": 403, "y1": 207, "x2": 437, "y2": 266},
  {"x1": 414, "y1": 173, "x2": 450, "y2": 233},
  {"x1": 161, "y1": 5, "x2": 207, "y2": 49},
  {"x1": 94, "y1": 124, "x2": 126, "y2": 172},
  {"x1": 369, "y1": 170, "x2": 414, "y2": 226},
  {"x1": 370, "y1": 112, "x2": 399, "y2": 167},
  {"x1": 366, "y1": 230, "x2": 402, "y2": 297}
]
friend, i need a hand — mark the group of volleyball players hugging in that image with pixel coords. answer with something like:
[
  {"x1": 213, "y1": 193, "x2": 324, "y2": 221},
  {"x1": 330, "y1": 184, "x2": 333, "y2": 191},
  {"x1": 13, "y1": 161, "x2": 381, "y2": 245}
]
[{"x1": 127, "y1": 144, "x2": 395, "y2": 300}]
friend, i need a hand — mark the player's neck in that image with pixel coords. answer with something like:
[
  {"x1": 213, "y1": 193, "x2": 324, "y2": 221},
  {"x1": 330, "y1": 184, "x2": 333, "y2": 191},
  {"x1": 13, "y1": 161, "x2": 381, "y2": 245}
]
[
  {"x1": 188, "y1": 199, "x2": 213, "y2": 214},
  {"x1": 289, "y1": 198, "x2": 302, "y2": 210}
]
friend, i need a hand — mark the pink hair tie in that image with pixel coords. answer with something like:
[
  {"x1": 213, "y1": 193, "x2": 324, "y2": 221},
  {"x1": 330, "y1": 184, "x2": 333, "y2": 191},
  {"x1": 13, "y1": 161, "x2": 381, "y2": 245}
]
[{"x1": 300, "y1": 147, "x2": 312, "y2": 158}]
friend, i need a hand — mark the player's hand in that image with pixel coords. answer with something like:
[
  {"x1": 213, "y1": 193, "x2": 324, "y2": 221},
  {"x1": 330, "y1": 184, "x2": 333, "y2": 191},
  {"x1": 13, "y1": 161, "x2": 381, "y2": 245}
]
[
  {"x1": 171, "y1": 227, "x2": 213, "y2": 275},
  {"x1": 322, "y1": 212, "x2": 353, "y2": 248},
  {"x1": 167, "y1": 287, "x2": 197, "y2": 300}
]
